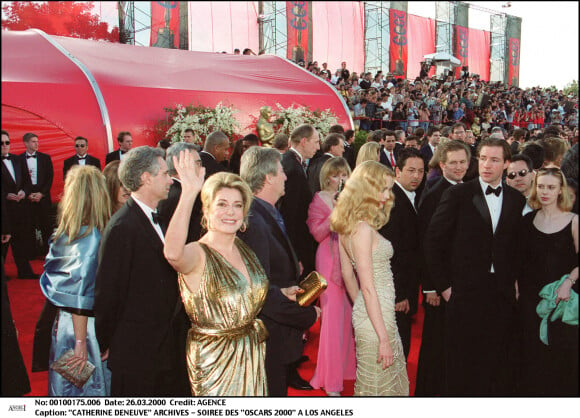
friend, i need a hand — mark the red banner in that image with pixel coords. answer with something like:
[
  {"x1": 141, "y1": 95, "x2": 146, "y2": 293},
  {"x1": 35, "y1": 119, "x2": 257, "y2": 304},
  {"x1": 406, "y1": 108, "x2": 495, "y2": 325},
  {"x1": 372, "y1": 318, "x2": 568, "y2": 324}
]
[
  {"x1": 286, "y1": 1, "x2": 311, "y2": 62},
  {"x1": 454, "y1": 25, "x2": 468, "y2": 78},
  {"x1": 150, "y1": 1, "x2": 179, "y2": 48},
  {"x1": 508, "y1": 37, "x2": 520, "y2": 87},
  {"x1": 389, "y1": 9, "x2": 408, "y2": 79}
]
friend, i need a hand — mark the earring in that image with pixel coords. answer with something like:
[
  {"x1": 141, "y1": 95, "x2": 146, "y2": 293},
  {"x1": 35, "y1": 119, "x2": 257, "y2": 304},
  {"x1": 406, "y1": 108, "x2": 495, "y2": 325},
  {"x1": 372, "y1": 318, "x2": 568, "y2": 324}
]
[
  {"x1": 201, "y1": 215, "x2": 208, "y2": 230},
  {"x1": 239, "y1": 221, "x2": 247, "y2": 233}
]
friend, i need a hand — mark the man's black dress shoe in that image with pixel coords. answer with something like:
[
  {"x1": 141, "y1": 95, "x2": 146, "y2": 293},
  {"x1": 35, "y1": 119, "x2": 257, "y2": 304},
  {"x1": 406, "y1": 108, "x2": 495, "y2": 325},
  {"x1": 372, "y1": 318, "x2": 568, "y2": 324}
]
[{"x1": 288, "y1": 375, "x2": 313, "y2": 390}]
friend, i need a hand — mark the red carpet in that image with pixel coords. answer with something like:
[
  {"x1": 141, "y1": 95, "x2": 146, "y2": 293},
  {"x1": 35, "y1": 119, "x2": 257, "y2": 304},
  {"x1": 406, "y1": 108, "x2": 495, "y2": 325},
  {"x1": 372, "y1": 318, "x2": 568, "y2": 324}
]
[{"x1": 4, "y1": 250, "x2": 423, "y2": 397}]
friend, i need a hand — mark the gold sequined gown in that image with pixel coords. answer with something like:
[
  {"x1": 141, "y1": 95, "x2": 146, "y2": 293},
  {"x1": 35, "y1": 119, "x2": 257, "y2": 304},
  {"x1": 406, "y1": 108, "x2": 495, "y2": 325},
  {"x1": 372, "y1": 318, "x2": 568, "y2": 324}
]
[
  {"x1": 351, "y1": 235, "x2": 409, "y2": 396},
  {"x1": 178, "y1": 238, "x2": 269, "y2": 396}
]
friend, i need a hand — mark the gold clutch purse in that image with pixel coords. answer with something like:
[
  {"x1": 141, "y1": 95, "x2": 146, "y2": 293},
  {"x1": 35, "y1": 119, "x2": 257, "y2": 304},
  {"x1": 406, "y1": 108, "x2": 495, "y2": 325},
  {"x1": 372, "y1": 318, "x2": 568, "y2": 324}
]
[
  {"x1": 296, "y1": 271, "x2": 328, "y2": 307},
  {"x1": 50, "y1": 349, "x2": 95, "y2": 389}
]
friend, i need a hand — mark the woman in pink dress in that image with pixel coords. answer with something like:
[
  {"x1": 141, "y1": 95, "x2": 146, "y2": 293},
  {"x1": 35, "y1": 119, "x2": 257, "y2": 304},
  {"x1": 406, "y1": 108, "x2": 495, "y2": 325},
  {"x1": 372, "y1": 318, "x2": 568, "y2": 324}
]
[{"x1": 307, "y1": 157, "x2": 356, "y2": 396}]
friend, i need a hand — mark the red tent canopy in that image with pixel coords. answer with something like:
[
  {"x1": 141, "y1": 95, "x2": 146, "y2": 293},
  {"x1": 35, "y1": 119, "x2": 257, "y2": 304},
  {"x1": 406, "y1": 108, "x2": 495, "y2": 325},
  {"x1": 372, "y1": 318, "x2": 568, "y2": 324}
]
[{"x1": 2, "y1": 29, "x2": 352, "y2": 198}]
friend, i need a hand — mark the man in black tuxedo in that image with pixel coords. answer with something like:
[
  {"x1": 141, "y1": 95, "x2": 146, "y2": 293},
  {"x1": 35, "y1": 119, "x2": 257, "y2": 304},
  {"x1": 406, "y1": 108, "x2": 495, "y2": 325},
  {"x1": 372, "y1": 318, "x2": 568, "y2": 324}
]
[
  {"x1": 20, "y1": 133, "x2": 53, "y2": 256},
  {"x1": 307, "y1": 133, "x2": 344, "y2": 194},
  {"x1": 378, "y1": 130, "x2": 397, "y2": 171},
  {"x1": 199, "y1": 131, "x2": 230, "y2": 179},
  {"x1": 449, "y1": 122, "x2": 478, "y2": 181},
  {"x1": 342, "y1": 129, "x2": 356, "y2": 170},
  {"x1": 424, "y1": 138, "x2": 525, "y2": 395},
  {"x1": 419, "y1": 126, "x2": 441, "y2": 164},
  {"x1": 378, "y1": 148, "x2": 424, "y2": 360},
  {"x1": 279, "y1": 124, "x2": 319, "y2": 276},
  {"x1": 1, "y1": 130, "x2": 35, "y2": 278},
  {"x1": 63, "y1": 136, "x2": 101, "y2": 180},
  {"x1": 94, "y1": 146, "x2": 189, "y2": 396},
  {"x1": 415, "y1": 139, "x2": 471, "y2": 396},
  {"x1": 157, "y1": 142, "x2": 203, "y2": 244},
  {"x1": 105, "y1": 131, "x2": 133, "y2": 165},
  {"x1": 239, "y1": 147, "x2": 319, "y2": 396}
]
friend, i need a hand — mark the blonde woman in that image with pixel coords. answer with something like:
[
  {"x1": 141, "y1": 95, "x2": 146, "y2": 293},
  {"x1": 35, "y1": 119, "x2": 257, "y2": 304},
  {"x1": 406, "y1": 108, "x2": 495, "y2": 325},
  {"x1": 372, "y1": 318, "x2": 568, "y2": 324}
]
[
  {"x1": 40, "y1": 165, "x2": 111, "y2": 396},
  {"x1": 330, "y1": 161, "x2": 409, "y2": 396},
  {"x1": 518, "y1": 167, "x2": 578, "y2": 395},
  {"x1": 355, "y1": 141, "x2": 380, "y2": 166}
]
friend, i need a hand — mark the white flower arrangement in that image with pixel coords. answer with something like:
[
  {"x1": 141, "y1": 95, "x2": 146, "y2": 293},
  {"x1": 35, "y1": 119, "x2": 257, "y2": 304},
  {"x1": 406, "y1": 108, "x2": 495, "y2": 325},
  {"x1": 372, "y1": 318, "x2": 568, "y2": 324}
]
[
  {"x1": 272, "y1": 103, "x2": 339, "y2": 137},
  {"x1": 164, "y1": 102, "x2": 241, "y2": 144}
]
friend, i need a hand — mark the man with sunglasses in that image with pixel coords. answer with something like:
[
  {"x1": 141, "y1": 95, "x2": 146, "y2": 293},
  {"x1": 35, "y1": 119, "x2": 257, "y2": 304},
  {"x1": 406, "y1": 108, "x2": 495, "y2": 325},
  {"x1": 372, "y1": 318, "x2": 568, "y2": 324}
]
[
  {"x1": 62, "y1": 136, "x2": 102, "y2": 180},
  {"x1": 506, "y1": 154, "x2": 535, "y2": 215},
  {"x1": 1, "y1": 130, "x2": 36, "y2": 279}
]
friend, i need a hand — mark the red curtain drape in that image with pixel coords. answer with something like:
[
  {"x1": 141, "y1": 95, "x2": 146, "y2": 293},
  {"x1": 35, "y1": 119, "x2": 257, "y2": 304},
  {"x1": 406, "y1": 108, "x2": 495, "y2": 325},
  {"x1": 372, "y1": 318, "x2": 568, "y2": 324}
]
[
  {"x1": 508, "y1": 37, "x2": 520, "y2": 87},
  {"x1": 389, "y1": 9, "x2": 408, "y2": 79},
  {"x1": 187, "y1": 2, "x2": 258, "y2": 53},
  {"x1": 468, "y1": 28, "x2": 490, "y2": 82},
  {"x1": 311, "y1": 1, "x2": 365, "y2": 74},
  {"x1": 407, "y1": 14, "x2": 436, "y2": 80}
]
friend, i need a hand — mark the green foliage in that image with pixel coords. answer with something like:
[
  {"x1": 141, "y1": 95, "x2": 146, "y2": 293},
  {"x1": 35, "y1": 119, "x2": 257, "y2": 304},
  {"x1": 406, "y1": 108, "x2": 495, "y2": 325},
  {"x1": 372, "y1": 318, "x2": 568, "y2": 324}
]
[
  {"x1": 563, "y1": 80, "x2": 578, "y2": 97},
  {"x1": 354, "y1": 130, "x2": 368, "y2": 154}
]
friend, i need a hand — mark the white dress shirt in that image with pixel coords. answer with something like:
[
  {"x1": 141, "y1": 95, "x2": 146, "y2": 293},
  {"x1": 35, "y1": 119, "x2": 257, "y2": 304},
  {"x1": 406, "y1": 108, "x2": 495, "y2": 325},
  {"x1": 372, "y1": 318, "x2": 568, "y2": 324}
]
[
  {"x1": 395, "y1": 180, "x2": 416, "y2": 211},
  {"x1": 132, "y1": 195, "x2": 165, "y2": 243},
  {"x1": 77, "y1": 154, "x2": 87, "y2": 166},
  {"x1": 479, "y1": 177, "x2": 503, "y2": 273},
  {"x1": 25, "y1": 152, "x2": 38, "y2": 185}
]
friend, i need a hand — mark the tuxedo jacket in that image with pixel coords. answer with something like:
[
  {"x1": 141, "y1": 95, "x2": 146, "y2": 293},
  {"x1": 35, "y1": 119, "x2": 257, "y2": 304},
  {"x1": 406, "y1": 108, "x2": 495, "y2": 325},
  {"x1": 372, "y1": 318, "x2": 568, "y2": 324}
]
[
  {"x1": 379, "y1": 147, "x2": 397, "y2": 172},
  {"x1": 200, "y1": 151, "x2": 229, "y2": 179},
  {"x1": 157, "y1": 180, "x2": 202, "y2": 244},
  {"x1": 105, "y1": 149, "x2": 123, "y2": 165},
  {"x1": 238, "y1": 199, "x2": 317, "y2": 366},
  {"x1": 2, "y1": 155, "x2": 32, "y2": 223},
  {"x1": 424, "y1": 178, "x2": 525, "y2": 297},
  {"x1": 420, "y1": 144, "x2": 434, "y2": 163},
  {"x1": 417, "y1": 177, "x2": 453, "y2": 292},
  {"x1": 19, "y1": 151, "x2": 53, "y2": 202},
  {"x1": 306, "y1": 152, "x2": 331, "y2": 194},
  {"x1": 379, "y1": 183, "x2": 422, "y2": 312},
  {"x1": 94, "y1": 197, "x2": 188, "y2": 376},
  {"x1": 63, "y1": 154, "x2": 101, "y2": 179},
  {"x1": 342, "y1": 143, "x2": 356, "y2": 170},
  {"x1": 279, "y1": 150, "x2": 316, "y2": 274}
]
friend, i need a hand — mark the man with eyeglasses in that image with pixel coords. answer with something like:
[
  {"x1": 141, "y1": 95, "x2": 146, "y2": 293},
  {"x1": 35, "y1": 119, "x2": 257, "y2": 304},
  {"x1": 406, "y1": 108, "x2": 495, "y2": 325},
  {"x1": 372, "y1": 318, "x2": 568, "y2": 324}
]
[
  {"x1": 63, "y1": 136, "x2": 102, "y2": 180},
  {"x1": 506, "y1": 154, "x2": 535, "y2": 215}
]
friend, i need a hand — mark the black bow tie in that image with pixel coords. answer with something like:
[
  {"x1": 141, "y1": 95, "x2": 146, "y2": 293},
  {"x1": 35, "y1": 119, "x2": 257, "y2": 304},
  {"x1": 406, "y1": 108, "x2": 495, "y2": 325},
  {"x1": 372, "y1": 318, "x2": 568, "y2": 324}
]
[
  {"x1": 486, "y1": 185, "x2": 502, "y2": 197},
  {"x1": 77, "y1": 156, "x2": 86, "y2": 160},
  {"x1": 151, "y1": 212, "x2": 162, "y2": 225},
  {"x1": 2, "y1": 155, "x2": 9, "y2": 160},
  {"x1": 26, "y1": 154, "x2": 36, "y2": 159},
  {"x1": 120, "y1": 150, "x2": 127, "y2": 155}
]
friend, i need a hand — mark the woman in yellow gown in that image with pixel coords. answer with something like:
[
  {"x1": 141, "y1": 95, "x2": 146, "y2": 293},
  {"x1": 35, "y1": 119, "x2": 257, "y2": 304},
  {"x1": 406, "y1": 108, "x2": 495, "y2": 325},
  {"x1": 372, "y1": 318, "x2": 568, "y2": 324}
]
[{"x1": 164, "y1": 150, "x2": 300, "y2": 396}]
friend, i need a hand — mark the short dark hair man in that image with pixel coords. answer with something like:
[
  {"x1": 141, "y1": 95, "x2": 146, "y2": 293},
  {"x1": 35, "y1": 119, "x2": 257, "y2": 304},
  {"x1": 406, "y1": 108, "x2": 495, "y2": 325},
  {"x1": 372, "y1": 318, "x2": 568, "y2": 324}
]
[
  {"x1": 415, "y1": 139, "x2": 471, "y2": 395},
  {"x1": 200, "y1": 131, "x2": 230, "y2": 179},
  {"x1": 306, "y1": 133, "x2": 345, "y2": 193},
  {"x1": 1, "y1": 130, "x2": 35, "y2": 278},
  {"x1": 63, "y1": 136, "x2": 101, "y2": 180},
  {"x1": 95, "y1": 146, "x2": 189, "y2": 396},
  {"x1": 379, "y1": 148, "x2": 425, "y2": 359},
  {"x1": 506, "y1": 153, "x2": 535, "y2": 215},
  {"x1": 424, "y1": 138, "x2": 525, "y2": 395},
  {"x1": 105, "y1": 131, "x2": 133, "y2": 165},
  {"x1": 20, "y1": 132, "x2": 53, "y2": 256}
]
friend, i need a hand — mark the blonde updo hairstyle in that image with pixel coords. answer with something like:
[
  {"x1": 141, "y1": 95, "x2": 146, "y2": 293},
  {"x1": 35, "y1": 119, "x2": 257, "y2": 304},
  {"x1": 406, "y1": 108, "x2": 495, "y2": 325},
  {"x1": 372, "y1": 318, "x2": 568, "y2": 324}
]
[
  {"x1": 200, "y1": 172, "x2": 253, "y2": 230},
  {"x1": 355, "y1": 141, "x2": 381, "y2": 166},
  {"x1": 331, "y1": 160, "x2": 395, "y2": 236}
]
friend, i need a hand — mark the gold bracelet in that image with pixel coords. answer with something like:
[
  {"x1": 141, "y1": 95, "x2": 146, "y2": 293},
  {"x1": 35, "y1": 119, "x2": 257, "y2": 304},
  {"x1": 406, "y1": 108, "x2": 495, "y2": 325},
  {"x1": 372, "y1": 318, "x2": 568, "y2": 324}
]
[{"x1": 567, "y1": 276, "x2": 577, "y2": 286}]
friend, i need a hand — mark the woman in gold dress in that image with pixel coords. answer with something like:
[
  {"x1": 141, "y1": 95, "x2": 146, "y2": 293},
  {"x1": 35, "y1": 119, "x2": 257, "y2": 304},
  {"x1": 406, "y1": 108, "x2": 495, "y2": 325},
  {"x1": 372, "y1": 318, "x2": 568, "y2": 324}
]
[
  {"x1": 163, "y1": 151, "x2": 272, "y2": 396},
  {"x1": 330, "y1": 161, "x2": 409, "y2": 396}
]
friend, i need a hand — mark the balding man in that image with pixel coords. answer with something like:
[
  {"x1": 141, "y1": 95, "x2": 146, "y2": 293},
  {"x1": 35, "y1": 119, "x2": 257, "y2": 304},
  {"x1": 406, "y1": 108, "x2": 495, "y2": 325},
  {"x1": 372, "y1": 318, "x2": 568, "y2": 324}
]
[{"x1": 200, "y1": 131, "x2": 230, "y2": 179}]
